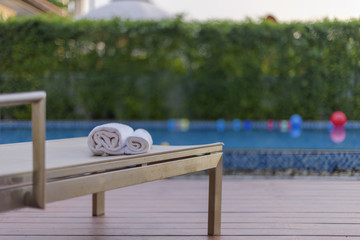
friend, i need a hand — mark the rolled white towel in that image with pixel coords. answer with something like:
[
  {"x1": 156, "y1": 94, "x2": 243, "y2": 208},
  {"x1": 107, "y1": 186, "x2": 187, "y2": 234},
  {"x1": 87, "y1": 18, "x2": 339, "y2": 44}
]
[
  {"x1": 87, "y1": 123, "x2": 134, "y2": 155},
  {"x1": 125, "y1": 128, "x2": 153, "y2": 154}
]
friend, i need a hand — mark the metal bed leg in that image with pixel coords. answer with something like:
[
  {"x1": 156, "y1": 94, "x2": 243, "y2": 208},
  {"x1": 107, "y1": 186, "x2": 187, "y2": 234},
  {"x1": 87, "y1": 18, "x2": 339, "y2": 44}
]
[
  {"x1": 31, "y1": 97, "x2": 46, "y2": 209},
  {"x1": 93, "y1": 191, "x2": 105, "y2": 216},
  {"x1": 208, "y1": 155, "x2": 222, "y2": 235}
]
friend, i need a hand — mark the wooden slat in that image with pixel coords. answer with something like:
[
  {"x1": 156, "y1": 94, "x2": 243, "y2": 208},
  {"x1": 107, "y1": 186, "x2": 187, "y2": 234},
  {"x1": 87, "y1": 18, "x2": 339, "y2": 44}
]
[
  {"x1": 0, "y1": 237, "x2": 350, "y2": 240},
  {"x1": 0, "y1": 237, "x2": 352, "y2": 240}
]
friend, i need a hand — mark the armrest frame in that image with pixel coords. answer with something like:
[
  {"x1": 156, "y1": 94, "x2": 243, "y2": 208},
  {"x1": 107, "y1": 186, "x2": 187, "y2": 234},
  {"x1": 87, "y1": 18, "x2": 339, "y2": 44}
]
[{"x1": 0, "y1": 91, "x2": 46, "y2": 209}]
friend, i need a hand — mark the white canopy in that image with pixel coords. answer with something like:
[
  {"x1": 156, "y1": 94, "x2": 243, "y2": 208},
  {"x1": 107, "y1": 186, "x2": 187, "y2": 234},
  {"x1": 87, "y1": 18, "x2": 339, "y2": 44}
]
[{"x1": 77, "y1": 0, "x2": 172, "y2": 21}]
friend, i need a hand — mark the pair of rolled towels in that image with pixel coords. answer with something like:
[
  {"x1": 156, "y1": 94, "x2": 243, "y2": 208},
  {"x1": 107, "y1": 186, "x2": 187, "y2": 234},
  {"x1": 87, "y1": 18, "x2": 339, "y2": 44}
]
[{"x1": 87, "y1": 123, "x2": 153, "y2": 156}]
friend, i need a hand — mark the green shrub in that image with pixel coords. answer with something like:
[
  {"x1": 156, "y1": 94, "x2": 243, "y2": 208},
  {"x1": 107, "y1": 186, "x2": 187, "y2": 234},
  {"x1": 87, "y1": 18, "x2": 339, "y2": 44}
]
[{"x1": 1, "y1": 16, "x2": 360, "y2": 120}]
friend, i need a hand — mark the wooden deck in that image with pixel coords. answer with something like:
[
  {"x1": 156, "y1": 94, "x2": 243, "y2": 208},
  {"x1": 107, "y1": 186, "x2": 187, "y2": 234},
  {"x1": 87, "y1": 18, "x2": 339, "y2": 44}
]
[{"x1": 1, "y1": 177, "x2": 360, "y2": 239}]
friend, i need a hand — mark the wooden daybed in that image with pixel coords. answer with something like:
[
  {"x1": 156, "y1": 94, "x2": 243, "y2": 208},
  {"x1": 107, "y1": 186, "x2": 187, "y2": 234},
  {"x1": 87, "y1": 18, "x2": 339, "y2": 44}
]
[{"x1": 0, "y1": 91, "x2": 223, "y2": 235}]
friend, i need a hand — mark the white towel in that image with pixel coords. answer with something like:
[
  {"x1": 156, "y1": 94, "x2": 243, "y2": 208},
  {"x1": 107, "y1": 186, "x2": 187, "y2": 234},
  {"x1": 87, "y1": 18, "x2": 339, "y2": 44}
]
[
  {"x1": 87, "y1": 123, "x2": 134, "y2": 155},
  {"x1": 125, "y1": 128, "x2": 153, "y2": 154}
]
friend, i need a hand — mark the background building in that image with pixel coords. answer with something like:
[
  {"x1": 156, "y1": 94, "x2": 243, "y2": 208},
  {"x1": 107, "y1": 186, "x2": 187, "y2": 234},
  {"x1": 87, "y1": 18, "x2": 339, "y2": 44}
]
[
  {"x1": 0, "y1": 0, "x2": 65, "y2": 19},
  {"x1": 75, "y1": 0, "x2": 171, "y2": 21}
]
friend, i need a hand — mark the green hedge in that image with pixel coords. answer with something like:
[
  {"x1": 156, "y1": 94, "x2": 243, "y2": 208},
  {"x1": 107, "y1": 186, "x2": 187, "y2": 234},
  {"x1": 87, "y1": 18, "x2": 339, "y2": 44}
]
[{"x1": 1, "y1": 16, "x2": 360, "y2": 120}]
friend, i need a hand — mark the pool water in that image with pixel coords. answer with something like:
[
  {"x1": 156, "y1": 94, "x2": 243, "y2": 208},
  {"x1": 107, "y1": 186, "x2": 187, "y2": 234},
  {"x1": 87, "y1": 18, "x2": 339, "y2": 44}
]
[{"x1": 1, "y1": 127, "x2": 360, "y2": 150}]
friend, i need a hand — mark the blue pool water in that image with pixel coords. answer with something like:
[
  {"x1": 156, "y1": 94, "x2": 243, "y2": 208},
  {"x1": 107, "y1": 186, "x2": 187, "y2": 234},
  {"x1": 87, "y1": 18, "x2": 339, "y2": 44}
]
[
  {"x1": 2, "y1": 121, "x2": 360, "y2": 172},
  {"x1": 1, "y1": 122, "x2": 360, "y2": 150},
  {"x1": 152, "y1": 129, "x2": 360, "y2": 150}
]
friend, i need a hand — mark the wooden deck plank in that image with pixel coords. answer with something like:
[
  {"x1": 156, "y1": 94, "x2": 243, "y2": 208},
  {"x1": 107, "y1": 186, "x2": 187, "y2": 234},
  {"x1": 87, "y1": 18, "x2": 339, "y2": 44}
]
[
  {"x1": 2, "y1": 178, "x2": 360, "y2": 239},
  {"x1": 2, "y1": 237, "x2": 356, "y2": 240}
]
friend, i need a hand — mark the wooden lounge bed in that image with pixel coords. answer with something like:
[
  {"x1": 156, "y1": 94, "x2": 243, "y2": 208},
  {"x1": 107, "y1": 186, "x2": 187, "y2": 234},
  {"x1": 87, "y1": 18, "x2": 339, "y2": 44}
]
[{"x1": 0, "y1": 91, "x2": 223, "y2": 235}]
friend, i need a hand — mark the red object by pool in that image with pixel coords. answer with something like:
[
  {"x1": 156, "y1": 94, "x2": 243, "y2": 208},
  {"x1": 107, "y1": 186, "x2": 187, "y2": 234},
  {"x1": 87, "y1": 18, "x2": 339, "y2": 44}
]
[
  {"x1": 330, "y1": 127, "x2": 346, "y2": 143},
  {"x1": 330, "y1": 111, "x2": 347, "y2": 127},
  {"x1": 267, "y1": 119, "x2": 274, "y2": 131}
]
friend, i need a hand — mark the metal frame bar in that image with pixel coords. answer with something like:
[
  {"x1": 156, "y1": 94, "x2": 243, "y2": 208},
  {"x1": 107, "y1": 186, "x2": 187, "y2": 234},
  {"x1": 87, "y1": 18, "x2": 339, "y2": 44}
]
[
  {"x1": 0, "y1": 142, "x2": 223, "y2": 184},
  {"x1": 0, "y1": 91, "x2": 46, "y2": 209},
  {"x1": 0, "y1": 92, "x2": 223, "y2": 234},
  {"x1": 46, "y1": 153, "x2": 222, "y2": 203},
  {"x1": 208, "y1": 155, "x2": 223, "y2": 235}
]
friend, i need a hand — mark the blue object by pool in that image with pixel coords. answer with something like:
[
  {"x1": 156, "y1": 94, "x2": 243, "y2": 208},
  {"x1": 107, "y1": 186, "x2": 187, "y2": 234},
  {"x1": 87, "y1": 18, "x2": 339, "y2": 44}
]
[
  {"x1": 167, "y1": 119, "x2": 176, "y2": 131},
  {"x1": 290, "y1": 114, "x2": 303, "y2": 128},
  {"x1": 216, "y1": 119, "x2": 226, "y2": 132},
  {"x1": 243, "y1": 120, "x2": 252, "y2": 131},
  {"x1": 232, "y1": 119, "x2": 241, "y2": 131}
]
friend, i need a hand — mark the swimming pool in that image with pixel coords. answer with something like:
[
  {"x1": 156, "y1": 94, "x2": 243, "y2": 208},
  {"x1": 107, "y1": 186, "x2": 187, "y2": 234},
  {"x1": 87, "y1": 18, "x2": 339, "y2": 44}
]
[
  {"x1": 1, "y1": 120, "x2": 360, "y2": 173},
  {"x1": 1, "y1": 121, "x2": 359, "y2": 150}
]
